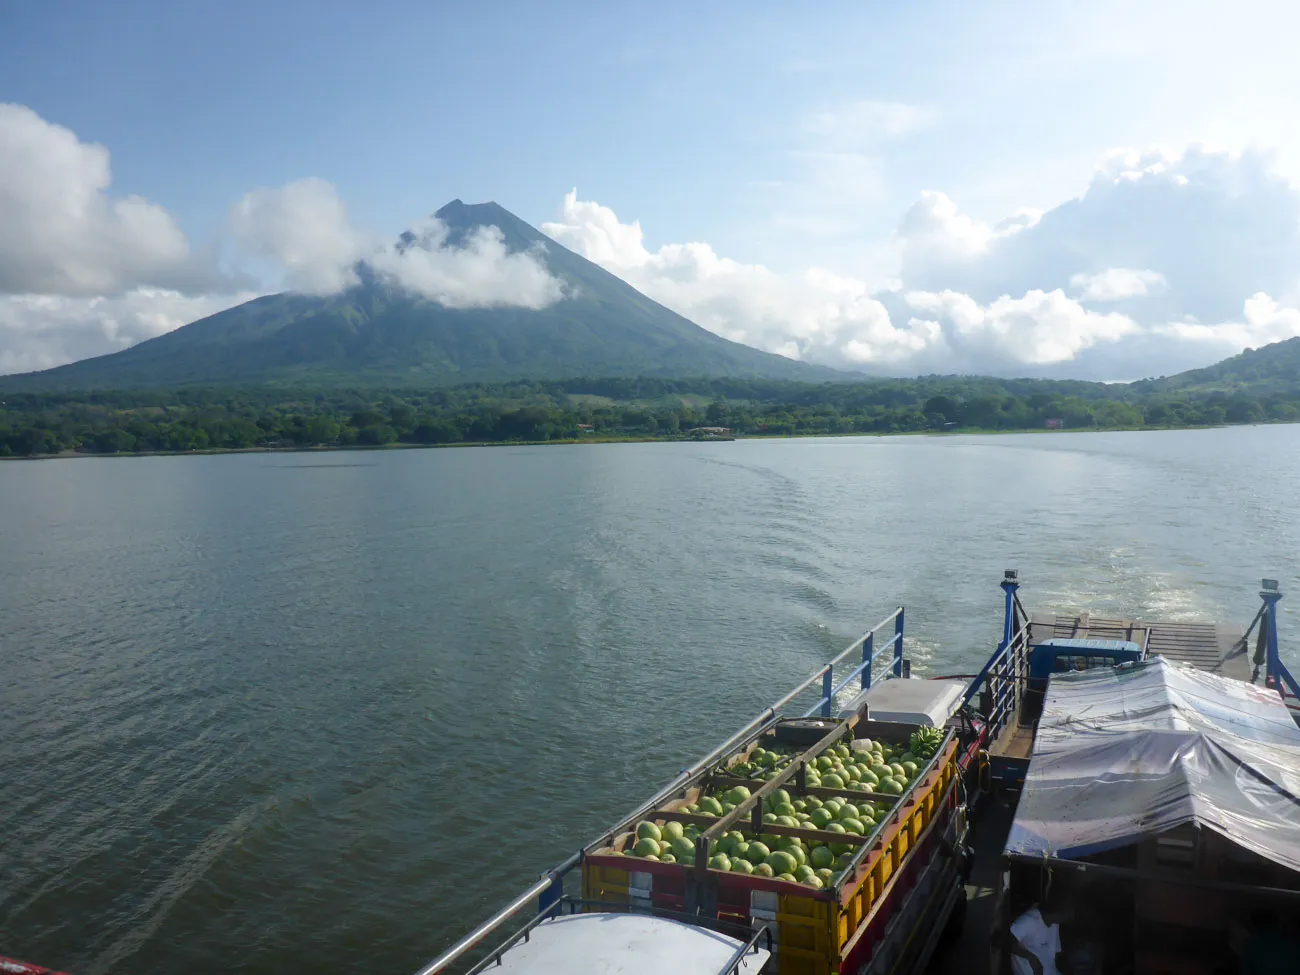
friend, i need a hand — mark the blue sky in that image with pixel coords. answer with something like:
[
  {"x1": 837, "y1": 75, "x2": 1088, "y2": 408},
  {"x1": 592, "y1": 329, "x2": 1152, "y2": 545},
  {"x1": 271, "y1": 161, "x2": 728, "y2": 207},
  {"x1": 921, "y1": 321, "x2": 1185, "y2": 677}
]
[{"x1": 4, "y1": 0, "x2": 1300, "y2": 377}]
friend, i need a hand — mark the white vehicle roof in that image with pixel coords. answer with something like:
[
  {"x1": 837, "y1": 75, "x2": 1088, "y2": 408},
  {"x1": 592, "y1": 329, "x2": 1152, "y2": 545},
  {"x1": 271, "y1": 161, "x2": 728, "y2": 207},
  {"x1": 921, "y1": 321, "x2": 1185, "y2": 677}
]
[
  {"x1": 839, "y1": 677, "x2": 966, "y2": 726},
  {"x1": 491, "y1": 912, "x2": 770, "y2": 975}
]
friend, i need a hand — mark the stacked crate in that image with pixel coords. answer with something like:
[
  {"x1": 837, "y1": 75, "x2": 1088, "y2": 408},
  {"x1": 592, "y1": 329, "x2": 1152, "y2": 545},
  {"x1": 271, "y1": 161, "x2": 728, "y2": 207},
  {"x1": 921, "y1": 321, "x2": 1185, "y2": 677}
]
[{"x1": 581, "y1": 716, "x2": 962, "y2": 974}]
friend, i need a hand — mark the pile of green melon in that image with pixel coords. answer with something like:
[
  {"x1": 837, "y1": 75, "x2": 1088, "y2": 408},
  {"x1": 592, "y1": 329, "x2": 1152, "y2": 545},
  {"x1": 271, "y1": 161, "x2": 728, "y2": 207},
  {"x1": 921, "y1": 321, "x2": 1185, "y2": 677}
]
[
  {"x1": 618, "y1": 737, "x2": 928, "y2": 889},
  {"x1": 722, "y1": 743, "x2": 799, "y2": 782},
  {"x1": 803, "y1": 738, "x2": 922, "y2": 796},
  {"x1": 624, "y1": 788, "x2": 881, "y2": 889}
]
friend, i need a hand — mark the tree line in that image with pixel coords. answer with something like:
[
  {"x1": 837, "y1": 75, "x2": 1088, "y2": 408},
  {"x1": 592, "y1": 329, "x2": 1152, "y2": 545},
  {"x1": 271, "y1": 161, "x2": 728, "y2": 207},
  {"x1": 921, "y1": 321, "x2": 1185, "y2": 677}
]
[{"x1": 1, "y1": 376, "x2": 1296, "y2": 457}]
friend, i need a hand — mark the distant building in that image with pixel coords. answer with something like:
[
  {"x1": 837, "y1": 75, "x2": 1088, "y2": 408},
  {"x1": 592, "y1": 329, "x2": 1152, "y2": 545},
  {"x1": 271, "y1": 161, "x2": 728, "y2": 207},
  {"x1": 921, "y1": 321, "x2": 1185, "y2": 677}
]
[
  {"x1": 1045, "y1": 418, "x2": 1064, "y2": 430},
  {"x1": 688, "y1": 426, "x2": 732, "y2": 435},
  {"x1": 577, "y1": 424, "x2": 594, "y2": 431}
]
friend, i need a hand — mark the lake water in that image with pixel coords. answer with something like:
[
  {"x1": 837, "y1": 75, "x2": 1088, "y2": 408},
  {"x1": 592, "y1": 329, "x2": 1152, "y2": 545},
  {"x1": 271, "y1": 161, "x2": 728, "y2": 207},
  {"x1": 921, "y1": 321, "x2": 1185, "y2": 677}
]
[{"x1": 2, "y1": 427, "x2": 1298, "y2": 973}]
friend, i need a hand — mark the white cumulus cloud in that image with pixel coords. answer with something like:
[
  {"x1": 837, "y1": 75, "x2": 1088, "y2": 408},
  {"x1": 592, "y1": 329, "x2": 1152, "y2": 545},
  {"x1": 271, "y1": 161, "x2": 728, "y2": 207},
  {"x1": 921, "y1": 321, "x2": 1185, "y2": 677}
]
[
  {"x1": 1155, "y1": 292, "x2": 1300, "y2": 351},
  {"x1": 539, "y1": 177, "x2": 1300, "y2": 380},
  {"x1": 1070, "y1": 268, "x2": 1167, "y2": 302},
  {"x1": 897, "y1": 146, "x2": 1300, "y2": 327},
  {"x1": 0, "y1": 289, "x2": 256, "y2": 375},
  {"x1": 229, "y1": 177, "x2": 363, "y2": 295},
  {"x1": 6, "y1": 97, "x2": 1300, "y2": 383},
  {"x1": 904, "y1": 289, "x2": 1140, "y2": 365},
  {"x1": 229, "y1": 179, "x2": 568, "y2": 309},
  {"x1": 0, "y1": 103, "x2": 214, "y2": 297},
  {"x1": 542, "y1": 190, "x2": 934, "y2": 365},
  {"x1": 371, "y1": 220, "x2": 568, "y2": 310}
]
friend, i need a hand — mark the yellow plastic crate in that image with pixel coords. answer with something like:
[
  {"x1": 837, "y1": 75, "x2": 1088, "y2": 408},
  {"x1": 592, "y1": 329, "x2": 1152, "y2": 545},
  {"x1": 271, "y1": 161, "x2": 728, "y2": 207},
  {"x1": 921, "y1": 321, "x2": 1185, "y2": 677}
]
[
  {"x1": 767, "y1": 734, "x2": 960, "y2": 974},
  {"x1": 581, "y1": 863, "x2": 629, "y2": 906},
  {"x1": 578, "y1": 725, "x2": 962, "y2": 975}
]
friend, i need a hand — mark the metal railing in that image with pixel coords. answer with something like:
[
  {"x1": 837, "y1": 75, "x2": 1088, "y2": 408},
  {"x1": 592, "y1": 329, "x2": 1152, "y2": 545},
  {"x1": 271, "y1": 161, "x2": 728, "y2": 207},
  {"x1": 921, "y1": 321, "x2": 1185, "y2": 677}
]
[
  {"x1": 1256, "y1": 580, "x2": 1300, "y2": 723},
  {"x1": 412, "y1": 606, "x2": 906, "y2": 974},
  {"x1": 719, "y1": 923, "x2": 774, "y2": 975},
  {"x1": 961, "y1": 617, "x2": 1032, "y2": 742},
  {"x1": 801, "y1": 607, "x2": 906, "y2": 718}
]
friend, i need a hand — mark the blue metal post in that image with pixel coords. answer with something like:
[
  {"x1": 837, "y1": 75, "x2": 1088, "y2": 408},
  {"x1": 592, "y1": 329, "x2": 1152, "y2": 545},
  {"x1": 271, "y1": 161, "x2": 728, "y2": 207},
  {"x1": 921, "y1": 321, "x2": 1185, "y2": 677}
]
[
  {"x1": 538, "y1": 871, "x2": 563, "y2": 917},
  {"x1": 999, "y1": 569, "x2": 1020, "y2": 653},
  {"x1": 821, "y1": 666, "x2": 834, "y2": 718},
  {"x1": 1262, "y1": 578, "x2": 1283, "y2": 688},
  {"x1": 862, "y1": 632, "x2": 874, "y2": 691},
  {"x1": 893, "y1": 609, "x2": 905, "y2": 677}
]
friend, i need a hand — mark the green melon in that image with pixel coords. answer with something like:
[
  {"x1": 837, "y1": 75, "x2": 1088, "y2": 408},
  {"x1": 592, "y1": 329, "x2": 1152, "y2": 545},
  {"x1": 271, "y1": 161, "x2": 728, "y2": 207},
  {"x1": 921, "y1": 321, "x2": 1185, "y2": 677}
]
[
  {"x1": 766, "y1": 850, "x2": 798, "y2": 876},
  {"x1": 633, "y1": 837, "x2": 661, "y2": 857}
]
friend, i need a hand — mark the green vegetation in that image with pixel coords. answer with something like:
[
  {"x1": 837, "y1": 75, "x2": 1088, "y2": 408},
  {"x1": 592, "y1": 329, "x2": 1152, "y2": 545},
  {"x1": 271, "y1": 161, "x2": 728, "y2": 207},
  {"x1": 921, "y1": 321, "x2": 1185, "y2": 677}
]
[
  {"x1": 1133, "y1": 336, "x2": 1300, "y2": 396},
  {"x1": 2, "y1": 373, "x2": 1297, "y2": 458}
]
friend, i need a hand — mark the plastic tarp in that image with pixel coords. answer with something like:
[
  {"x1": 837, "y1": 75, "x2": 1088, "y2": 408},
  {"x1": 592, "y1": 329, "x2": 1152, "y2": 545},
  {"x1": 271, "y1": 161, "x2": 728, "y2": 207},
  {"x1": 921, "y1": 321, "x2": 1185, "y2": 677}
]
[{"x1": 1005, "y1": 655, "x2": 1300, "y2": 871}]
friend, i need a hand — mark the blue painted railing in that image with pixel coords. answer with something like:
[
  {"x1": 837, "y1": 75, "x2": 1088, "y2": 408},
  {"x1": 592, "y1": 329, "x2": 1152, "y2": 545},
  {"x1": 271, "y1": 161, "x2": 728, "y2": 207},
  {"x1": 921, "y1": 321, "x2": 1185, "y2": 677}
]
[
  {"x1": 1260, "y1": 580, "x2": 1300, "y2": 721},
  {"x1": 961, "y1": 570, "x2": 1032, "y2": 746},
  {"x1": 801, "y1": 607, "x2": 906, "y2": 718}
]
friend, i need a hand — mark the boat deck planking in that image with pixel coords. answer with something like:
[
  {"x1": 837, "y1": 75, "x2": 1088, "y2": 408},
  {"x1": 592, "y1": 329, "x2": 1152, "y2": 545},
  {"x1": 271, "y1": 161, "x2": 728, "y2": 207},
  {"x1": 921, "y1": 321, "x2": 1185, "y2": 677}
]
[{"x1": 1029, "y1": 613, "x2": 1250, "y2": 681}]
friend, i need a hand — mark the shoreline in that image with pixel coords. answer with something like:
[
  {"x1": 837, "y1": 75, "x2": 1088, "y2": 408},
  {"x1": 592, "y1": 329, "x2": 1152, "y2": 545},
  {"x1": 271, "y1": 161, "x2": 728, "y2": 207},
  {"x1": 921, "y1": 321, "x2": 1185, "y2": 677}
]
[{"x1": 1, "y1": 422, "x2": 1283, "y2": 462}]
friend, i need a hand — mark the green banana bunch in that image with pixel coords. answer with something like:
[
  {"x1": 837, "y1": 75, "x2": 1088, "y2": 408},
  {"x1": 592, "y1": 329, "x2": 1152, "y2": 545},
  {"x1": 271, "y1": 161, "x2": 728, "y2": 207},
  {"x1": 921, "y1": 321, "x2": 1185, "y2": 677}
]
[{"x1": 908, "y1": 726, "x2": 945, "y2": 760}]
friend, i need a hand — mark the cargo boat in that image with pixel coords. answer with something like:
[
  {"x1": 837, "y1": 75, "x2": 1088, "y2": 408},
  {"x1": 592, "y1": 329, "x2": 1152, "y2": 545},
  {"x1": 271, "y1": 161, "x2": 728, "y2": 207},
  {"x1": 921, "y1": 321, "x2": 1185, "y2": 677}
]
[
  {"x1": 5, "y1": 574, "x2": 1298, "y2": 974},
  {"x1": 410, "y1": 573, "x2": 1300, "y2": 975}
]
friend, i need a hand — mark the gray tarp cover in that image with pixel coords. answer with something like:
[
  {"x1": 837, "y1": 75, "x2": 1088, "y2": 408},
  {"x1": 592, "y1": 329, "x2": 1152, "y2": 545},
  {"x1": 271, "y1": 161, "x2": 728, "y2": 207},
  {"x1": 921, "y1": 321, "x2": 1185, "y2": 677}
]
[{"x1": 1005, "y1": 656, "x2": 1300, "y2": 870}]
